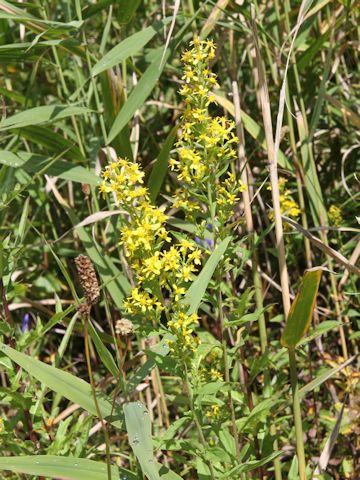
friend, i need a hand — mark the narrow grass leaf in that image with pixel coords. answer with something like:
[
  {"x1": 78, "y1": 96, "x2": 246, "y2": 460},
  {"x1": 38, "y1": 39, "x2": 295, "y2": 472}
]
[
  {"x1": 18, "y1": 125, "x2": 85, "y2": 161},
  {"x1": 0, "y1": 455, "x2": 125, "y2": 480},
  {"x1": 117, "y1": 0, "x2": 142, "y2": 23},
  {"x1": 126, "y1": 336, "x2": 170, "y2": 393},
  {"x1": 0, "y1": 151, "x2": 99, "y2": 186},
  {"x1": 182, "y1": 236, "x2": 231, "y2": 314},
  {"x1": 0, "y1": 343, "x2": 123, "y2": 429},
  {"x1": 92, "y1": 20, "x2": 165, "y2": 76},
  {"x1": 219, "y1": 451, "x2": 282, "y2": 477},
  {"x1": 281, "y1": 269, "x2": 322, "y2": 348},
  {"x1": 148, "y1": 125, "x2": 177, "y2": 202},
  {"x1": 124, "y1": 402, "x2": 160, "y2": 480},
  {"x1": 88, "y1": 320, "x2": 119, "y2": 378},
  {"x1": 0, "y1": 105, "x2": 90, "y2": 130},
  {"x1": 107, "y1": 47, "x2": 169, "y2": 144},
  {"x1": 299, "y1": 356, "x2": 356, "y2": 399}
]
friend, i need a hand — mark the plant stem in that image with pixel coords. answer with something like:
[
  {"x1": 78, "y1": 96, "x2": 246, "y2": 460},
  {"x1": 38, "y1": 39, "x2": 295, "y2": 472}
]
[
  {"x1": 218, "y1": 282, "x2": 241, "y2": 463},
  {"x1": 232, "y1": 78, "x2": 282, "y2": 480},
  {"x1": 288, "y1": 348, "x2": 306, "y2": 480},
  {"x1": 183, "y1": 368, "x2": 217, "y2": 480},
  {"x1": 84, "y1": 314, "x2": 112, "y2": 480}
]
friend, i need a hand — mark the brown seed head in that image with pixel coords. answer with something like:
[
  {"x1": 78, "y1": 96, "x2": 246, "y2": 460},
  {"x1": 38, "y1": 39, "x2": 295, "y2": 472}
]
[
  {"x1": 115, "y1": 318, "x2": 134, "y2": 337},
  {"x1": 75, "y1": 255, "x2": 100, "y2": 307}
]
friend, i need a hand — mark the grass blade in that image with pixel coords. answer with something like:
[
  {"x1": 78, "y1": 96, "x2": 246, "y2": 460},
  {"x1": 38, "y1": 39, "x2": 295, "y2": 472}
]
[
  {"x1": 182, "y1": 236, "x2": 231, "y2": 314},
  {"x1": 0, "y1": 456, "x2": 124, "y2": 480},
  {"x1": 0, "y1": 105, "x2": 90, "y2": 130},
  {"x1": 0, "y1": 343, "x2": 123, "y2": 429},
  {"x1": 107, "y1": 47, "x2": 169, "y2": 144},
  {"x1": 92, "y1": 21, "x2": 166, "y2": 76},
  {"x1": 124, "y1": 402, "x2": 160, "y2": 480}
]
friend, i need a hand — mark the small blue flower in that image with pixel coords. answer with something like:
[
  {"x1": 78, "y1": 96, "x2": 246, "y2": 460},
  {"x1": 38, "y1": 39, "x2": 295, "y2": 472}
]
[
  {"x1": 205, "y1": 238, "x2": 214, "y2": 249},
  {"x1": 21, "y1": 313, "x2": 30, "y2": 333}
]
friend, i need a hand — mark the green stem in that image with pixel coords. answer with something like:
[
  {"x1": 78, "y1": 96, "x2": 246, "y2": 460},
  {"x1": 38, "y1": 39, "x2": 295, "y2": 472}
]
[
  {"x1": 84, "y1": 315, "x2": 112, "y2": 480},
  {"x1": 288, "y1": 348, "x2": 306, "y2": 480},
  {"x1": 183, "y1": 367, "x2": 216, "y2": 480},
  {"x1": 218, "y1": 281, "x2": 241, "y2": 463}
]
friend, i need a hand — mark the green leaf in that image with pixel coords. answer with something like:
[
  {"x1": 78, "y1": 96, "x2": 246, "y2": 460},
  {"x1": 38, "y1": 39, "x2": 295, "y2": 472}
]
[
  {"x1": 0, "y1": 455, "x2": 130, "y2": 480},
  {"x1": 0, "y1": 151, "x2": 99, "y2": 186},
  {"x1": 124, "y1": 402, "x2": 160, "y2": 480},
  {"x1": 126, "y1": 336, "x2": 170, "y2": 394},
  {"x1": 0, "y1": 105, "x2": 90, "y2": 130},
  {"x1": 17, "y1": 125, "x2": 85, "y2": 161},
  {"x1": 219, "y1": 451, "x2": 282, "y2": 477},
  {"x1": 88, "y1": 320, "x2": 119, "y2": 378},
  {"x1": 299, "y1": 355, "x2": 356, "y2": 399},
  {"x1": 148, "y1": 125, "x2": 177, "y2": 202},
  {"x1": 107, "y1": 47, "x2": 169, "y2": 144},
  {"x1": 92, "y1": 21, "x2": 165, "y2": 76},
  {"x1": 0, "y1": 343, "x2": 123, "y2": 429},
  {"x1": 117, "y1": 0, "x2": 142, "y2": 23},
  {"x1": 281, "y1": 269, "x2": 323, "y2": 349},
  {"x1": 182, "y1": 236, "x2": 231, "y2": 314},
  {"x1": 224, "y1": 308, "x2": 266, "y2": 327}
]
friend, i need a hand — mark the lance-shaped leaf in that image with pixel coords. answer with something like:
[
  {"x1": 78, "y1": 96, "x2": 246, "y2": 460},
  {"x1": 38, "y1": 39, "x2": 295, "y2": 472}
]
[
  {"x1": 0, "y1": 455, "x2": 126, "y2": 480},
  {"x1": 281, "y1": 268, "x2": 322, "y2": 349},
  {"x1": 182, "y1": 236, "x2": 231, "y2": 314},
  {"x1": 91, "y1": 20, "x2": 166, "y2": 76},
  {"x1": 124, "y1": 402, "x2": 160, "y2": 480},
  {"x1": 0, "y1": 343, "x2": 123, "y2": 429}
]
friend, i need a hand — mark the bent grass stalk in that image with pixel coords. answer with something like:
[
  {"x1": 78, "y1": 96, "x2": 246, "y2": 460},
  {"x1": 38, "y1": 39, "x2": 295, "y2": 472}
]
[{"x1": 232, "y1": 79, "x2": 283, "y2": 480}]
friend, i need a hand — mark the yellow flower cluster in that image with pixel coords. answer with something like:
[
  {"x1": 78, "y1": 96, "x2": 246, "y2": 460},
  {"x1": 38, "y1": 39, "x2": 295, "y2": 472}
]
[
  {"x1": 100, "y1": 158, "x2": 202, "y2": 353},
  {"x1": 170, "y1": 38, "x2": 245, "y2": 231},
  {"x1": 167, "y1": 310, "x2": 200, "y2": 354},
  {"x1": 268, "y1": 177, "x2": 301, "y2": 223},
  {"x1": 328, "y1": 204, "x2": 343, "y2": 227},
  {"x1": 205, "y1": 404, "x2": 220, "y2": 419}
]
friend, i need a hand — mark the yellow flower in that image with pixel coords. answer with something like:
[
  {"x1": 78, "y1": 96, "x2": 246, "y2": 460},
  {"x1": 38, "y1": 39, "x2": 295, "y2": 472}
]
[
  {"x1": 189, "y1": 249, "x2": 202, "y2": 265},
  {"x1": 210, "y1": 368, "x2": 223, "y2": 381},
  {"x1": 179, "y1": 239, "x2": 194, "y2": 253},
  {"x1": 163, "y1": 247, "x2": 181, "y2": 271},
  {"x1": 177, "y1": 265, "x2": 193, "y2": 282},
  {"x1": 172, "y1": 284, "x2": 186, "y2": 302},
  {"x1": 205, "y1": 404, "x2": 220, "y2": 419},
  {"x1": 328, "y1": 204, "x2": 343, "y2": 227},
  {"x1": 142, "y1": 252, "x2": 162, "y2": 279}
]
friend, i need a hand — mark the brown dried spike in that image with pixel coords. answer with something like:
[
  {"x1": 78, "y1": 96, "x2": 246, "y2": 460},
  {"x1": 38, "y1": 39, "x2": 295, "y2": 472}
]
[{"x1": 75, "y1": 255, "x2": 100, "y2": 306}]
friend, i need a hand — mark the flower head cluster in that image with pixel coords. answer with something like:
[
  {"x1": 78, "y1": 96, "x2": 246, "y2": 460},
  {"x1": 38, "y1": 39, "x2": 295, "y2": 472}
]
[
  {"x1": 328, "y1": 204, "x2": 343, "y2": 227},
  {"x1": 100, "y1": 157, "x2": 202, "y2": 355},
  {"x1": 170, "y1": 38, "x2": 245, "y2": 237},
  {"x1": 268, "y1": 177, "x2": 301, "y2": 225}
]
